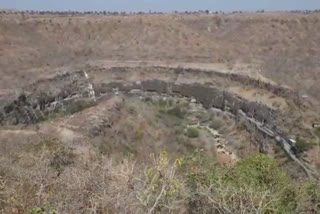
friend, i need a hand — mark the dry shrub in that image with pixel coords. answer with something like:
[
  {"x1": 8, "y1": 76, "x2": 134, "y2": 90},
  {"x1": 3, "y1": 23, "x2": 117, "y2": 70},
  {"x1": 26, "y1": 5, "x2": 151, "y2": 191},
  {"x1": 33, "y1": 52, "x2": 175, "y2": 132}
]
[
  {"x1": 0, "y1": 140, "x2": 319, "y2": 213},
  {"x1": 135, "y1": 152, "x2": 187, "y2": 213},
  {"x1": 0, "y1": 144, "x2": 187, "y2": 213}
]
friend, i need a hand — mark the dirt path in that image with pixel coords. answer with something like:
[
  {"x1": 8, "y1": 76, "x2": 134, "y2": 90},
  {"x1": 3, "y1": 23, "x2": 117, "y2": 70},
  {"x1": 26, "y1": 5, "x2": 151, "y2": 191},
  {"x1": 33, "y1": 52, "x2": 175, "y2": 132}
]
[
  {"x1": 89, "y1": 60, "x2": 279, "y2": 85},
  {"x1": 0, "y1": 129, "x2": 37, "y2": 136}
]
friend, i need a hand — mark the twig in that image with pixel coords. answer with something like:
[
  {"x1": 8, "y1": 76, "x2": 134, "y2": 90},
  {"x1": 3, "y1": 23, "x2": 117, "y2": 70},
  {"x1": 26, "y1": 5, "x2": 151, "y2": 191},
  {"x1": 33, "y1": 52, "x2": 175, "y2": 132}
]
[{"x1": 148, "y1": 184, "x2": 166, "y2": 214}]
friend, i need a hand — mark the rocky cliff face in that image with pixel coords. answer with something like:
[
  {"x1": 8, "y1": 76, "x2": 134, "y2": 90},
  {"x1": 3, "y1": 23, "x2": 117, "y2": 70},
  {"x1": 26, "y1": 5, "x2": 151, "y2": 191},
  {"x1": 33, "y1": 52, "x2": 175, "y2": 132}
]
[{"x1": 0, "y1": 71, "x2": 95, "y2": 125}]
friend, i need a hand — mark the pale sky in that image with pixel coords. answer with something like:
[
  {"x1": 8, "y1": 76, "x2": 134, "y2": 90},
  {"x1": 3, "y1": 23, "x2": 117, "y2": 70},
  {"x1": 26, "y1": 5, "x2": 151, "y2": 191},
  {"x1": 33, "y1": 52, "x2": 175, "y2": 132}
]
[{"x1": 1, "y1": 0, "x2": 320, "y2": 12}]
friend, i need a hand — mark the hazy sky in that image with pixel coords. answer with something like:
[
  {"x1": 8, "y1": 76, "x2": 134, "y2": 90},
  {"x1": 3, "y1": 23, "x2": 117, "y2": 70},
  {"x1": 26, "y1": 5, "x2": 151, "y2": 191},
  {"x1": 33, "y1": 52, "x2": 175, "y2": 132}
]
[{"x1": 1, "y1": 0, "x2": 320, "y2": 12}]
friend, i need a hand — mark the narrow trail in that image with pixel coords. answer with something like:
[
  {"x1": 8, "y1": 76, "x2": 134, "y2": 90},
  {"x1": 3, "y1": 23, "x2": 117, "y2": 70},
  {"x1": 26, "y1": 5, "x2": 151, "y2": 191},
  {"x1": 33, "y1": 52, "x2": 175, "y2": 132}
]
[
  {"x1": 90, "y1": 60, "x2": 278, "y2": 85},
  {"x1": 237, "y1": 110, "x2": 318, "y2": 179},
  {"x1": 188, "y1": 122, "x2": 238, "y2": 162}
]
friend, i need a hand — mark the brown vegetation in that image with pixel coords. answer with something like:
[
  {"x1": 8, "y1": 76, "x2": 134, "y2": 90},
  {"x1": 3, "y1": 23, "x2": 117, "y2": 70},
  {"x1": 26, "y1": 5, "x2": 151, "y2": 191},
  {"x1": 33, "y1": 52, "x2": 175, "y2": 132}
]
[
  {"x1": 1, "y1": 10, "x2": 320, "y2": 213},
  {"x1": 1, "y1": 139, "x2": 319, "y2": 213},
  {"x1": 0, "y1": 12, "x2": 320, "y2": 99}
]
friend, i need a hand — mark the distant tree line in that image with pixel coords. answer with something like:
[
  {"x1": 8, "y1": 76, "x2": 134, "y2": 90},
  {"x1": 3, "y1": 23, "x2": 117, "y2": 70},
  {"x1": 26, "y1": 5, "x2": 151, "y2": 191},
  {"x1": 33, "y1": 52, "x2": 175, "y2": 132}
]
[{"x1": 1, "y1": 9, "x2": 320, "y2": 16}]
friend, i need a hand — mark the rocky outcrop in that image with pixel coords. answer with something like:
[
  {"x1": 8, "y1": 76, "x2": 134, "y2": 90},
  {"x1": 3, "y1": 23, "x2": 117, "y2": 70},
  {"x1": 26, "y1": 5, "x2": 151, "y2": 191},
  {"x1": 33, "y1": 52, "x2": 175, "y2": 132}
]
[
  {"x1": 89, "y1": 66, "x2": 300, "y2": 105},
  {"x1": 0, "y1": 71, "x2": 96, "y2": 125},
  {"x1": 96, "y1": 80, "x2": 278, "y2": 128},
  {"x1": 1, "y1": 70, "x2": 279, "y2": 129}
]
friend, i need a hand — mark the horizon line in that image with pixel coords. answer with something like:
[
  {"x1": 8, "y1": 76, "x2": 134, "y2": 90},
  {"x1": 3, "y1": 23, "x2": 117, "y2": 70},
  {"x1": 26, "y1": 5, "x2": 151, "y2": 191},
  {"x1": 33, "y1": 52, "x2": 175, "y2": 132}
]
[{"x1": 1, "y1": 8, "x2": 320, "y2": 13}]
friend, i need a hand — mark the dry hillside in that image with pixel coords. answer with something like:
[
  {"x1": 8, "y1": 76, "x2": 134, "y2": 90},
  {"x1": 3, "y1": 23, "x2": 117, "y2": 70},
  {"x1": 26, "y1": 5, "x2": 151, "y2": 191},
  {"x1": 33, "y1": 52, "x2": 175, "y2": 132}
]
[
  {"x1": 1, "y1": 11, "x2": 320, "y2": 213},
  {"x1": 0, "y1": 12, "x2": 320, "y2": 98}
]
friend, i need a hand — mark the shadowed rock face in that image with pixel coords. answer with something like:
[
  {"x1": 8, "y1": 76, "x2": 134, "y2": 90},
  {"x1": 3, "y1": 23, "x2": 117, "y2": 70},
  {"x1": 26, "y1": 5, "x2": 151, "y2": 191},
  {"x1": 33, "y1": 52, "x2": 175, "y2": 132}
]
[
  {"x1": 90, "y1": 66, "x2": 300, "y2": 104},
  {"x1": 141, "y1": 80, "x2": 169, "y2": 94},
  {"x1": 0, "y1": 76, "x2": 277, "y2": 128},
  {"x1": 103, "y1": 80, "x2": 278, "y2": 127},
  {"x1": 0, "y1": 71, "x2": 94, "y2": 125}
]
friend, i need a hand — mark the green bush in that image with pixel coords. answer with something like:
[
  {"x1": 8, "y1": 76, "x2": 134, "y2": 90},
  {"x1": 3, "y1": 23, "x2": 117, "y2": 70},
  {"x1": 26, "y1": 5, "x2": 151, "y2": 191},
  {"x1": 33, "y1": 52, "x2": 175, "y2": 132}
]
[
  {"x1": 295, "y1": 137, "x2": 313, "y2": 157},
  {"x1": 27, "y1": 138, "x2": 60, "y2": 154},
  {"x1": 30, "y1": 207, "x2": 56, "y2": 214},
  {"x1": 315, "y1": 128, "x2": 320, "y2": 138},
  {"x1": 126, "y1": 105, "x2": 137, "y2": 114},
  {"x1": 186, "y1": 127, "x2": 199, "y2": 138},
  {"x1": 233, "y1": 154, "x2": 296, "y2": 212},
  {"x1": 66, "y1": 98, "x2": 96, "y2": 114},
  {"x1": 167, "y1": 106, "x2": 186, "y2": 119},
  {"x1": 98, "y1": 143, "x2": 112, "y2": 155},
  {"x1": 27, "y1": 139, "x2": 76, "y2": 173},
  {"x1": 168, "y1": 98, "x2": 174, "y2": 107},
  {"x1": 181, "y1": 152, "x2": 298, "y2": 213},
  {"x1": 233, "y1": 153, "x2": 290, "y2": 187},
  {"x1": 177, "y1": 135, "x2": 188, "y2": 145},
  {"x1": 296, "y1": 180, "x2": 320, "y2": 212},
  {"x1": 39, "y1": 99, "x2": 96, "y2": 122},
  {"x1": 49, "y1": 147, "x2": 76, "y2": 173}
]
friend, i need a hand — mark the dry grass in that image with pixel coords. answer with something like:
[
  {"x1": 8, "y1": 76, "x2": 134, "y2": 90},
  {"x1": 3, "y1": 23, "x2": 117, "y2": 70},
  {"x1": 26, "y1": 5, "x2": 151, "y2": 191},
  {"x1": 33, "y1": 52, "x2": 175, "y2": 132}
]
[
  {"x1": 0, "y1": 137, "x2": 319, "y2": 214},
  {"x1": 1, "y1": 11, "x2": 320, "y2": 213},
  {"x1": 0, "y1": 96, "x2": 293, "y2": 213},
  {"x1": 1, "y1": 12, "x2": 320, "y2": 99}
]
